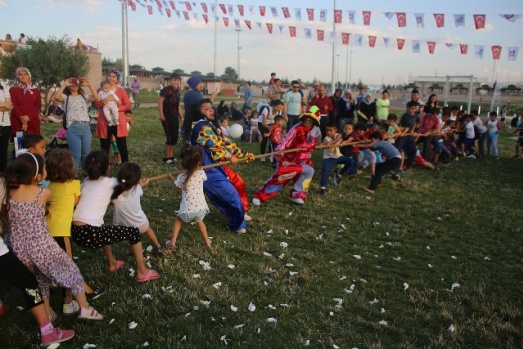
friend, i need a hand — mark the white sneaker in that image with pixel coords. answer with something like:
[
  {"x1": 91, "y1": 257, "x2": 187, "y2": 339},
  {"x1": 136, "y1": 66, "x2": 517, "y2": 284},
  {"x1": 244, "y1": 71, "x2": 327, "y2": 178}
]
[
  {"x1": 467, "y1": 154, "x2": 476, "y2": 159},
  {"x1": 63, "y1": 300, "x2": 80, "y2": 315},
  {"x1": 235, "y1": 228, "x2": 247, "y2": 234},
  {"x1": 290, "y1": 197, "x2": 304, "y2": 205},
  {"x1": 252, "y1": 198, "x2": 261, "y2": 206},
  {"x1": 244, "y1": 213, "x2": 252, "y2": 222}
]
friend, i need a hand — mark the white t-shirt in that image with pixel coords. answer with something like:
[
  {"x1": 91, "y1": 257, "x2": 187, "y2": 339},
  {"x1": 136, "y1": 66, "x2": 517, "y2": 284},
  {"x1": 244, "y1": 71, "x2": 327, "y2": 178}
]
[
  {"x1": 322, "y1": 134, "x2": 342, "y2": 159},
  {"x1": 73, "y1": 177, "x2": 118, "y2": 226},
  {"x1": 112, "y1": 185, "x2": 147, "y2": 227},
  {"x1": 175, "y1": 170, "x2": 209, "y2": 221},
  {"x1": 0, "y1": 86, "x2": 11, "y2": 127},
  {"x1": 465, "y1": 121, "x2": 475, "y2": 139},
  {"x1": 62, "y1": 93, "x2": 92, "y2": 127},
  {"x1": 473, "y1": 117, "x2": 487, "y2": 134}
]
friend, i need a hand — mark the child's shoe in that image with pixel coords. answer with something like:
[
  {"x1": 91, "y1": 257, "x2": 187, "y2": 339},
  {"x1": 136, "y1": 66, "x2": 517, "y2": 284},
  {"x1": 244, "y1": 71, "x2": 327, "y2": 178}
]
[
  {"x1": 78, "y1": 306, "x2": 103, "y2": 321},
  {"x1": 152, "y1": 246, "x2": 164, "y2": 256},
  {"x1": 319, "y1": 188, "x2": 326, "y2": 195},
  {"x1": 41, "y1": 327, "x2": 75, "y2": 347},
  {"x1": 63, "y1": 300, "x2": 80, "y2": 315}
]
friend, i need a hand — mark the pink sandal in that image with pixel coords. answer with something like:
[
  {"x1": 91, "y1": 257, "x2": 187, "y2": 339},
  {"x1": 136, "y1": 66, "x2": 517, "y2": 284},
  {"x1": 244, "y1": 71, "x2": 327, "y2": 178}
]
[
  {"x1": 107, "y1": 260, "x2": 124, "y2": 274},
  {"x1": 135, "y1": 269, "x2": 161, "y2": 283}
]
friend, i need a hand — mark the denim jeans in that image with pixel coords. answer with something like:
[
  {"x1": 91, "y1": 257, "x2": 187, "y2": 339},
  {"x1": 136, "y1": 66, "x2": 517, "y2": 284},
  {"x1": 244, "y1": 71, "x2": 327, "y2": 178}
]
[{"x1": 66, "y1": 121, "x2": 92, "y2": 171}]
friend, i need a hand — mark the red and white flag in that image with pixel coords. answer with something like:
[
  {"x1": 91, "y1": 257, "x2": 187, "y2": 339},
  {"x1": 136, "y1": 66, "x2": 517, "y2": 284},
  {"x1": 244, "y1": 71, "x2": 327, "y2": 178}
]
[
  {"x1": 289, "y1": 26, "x2": 296, "y2": 37},
  {"x1": 362, "y1": 11, "x2": 372, "y2": 25},
  {"x1": 342, "y1": 32, "x2": 350, "y2": 45},
  {"x1": 219, "y1": 4, "x2": 226, "y2": 14},
  {"x1": 266, "y1": 23, "x2": 273, "y2": 34},
  {"x1": 259, "y1": 6, "x2": 266, "y2": 16},
  {"x1": 165, "y1": 8, "x2": 170, "y2": 17},
  {"x1": 397, "y1": 38, "x2": 405, "y2": 50},
  {"x1": 282, "y1": 7, "x2": 290, "y2": 18},
  {"x1": 460, "y1": 44, "x2": 468, "y2": 55},
  {"x1": 183, "y1": 11, "x2": 189, "y2": 20},
  {"x1": 129, "y1": 0, "x2": 136, "y2": 11},
  {"x1": 307, "y1": 8, "x2": 314, "y2": 21},
  {"x1": 147, "y1": 5, "x2": 153, "y2": 15},
  {"x1": 433, "y1": 13, "x2": 445, "y2": 27},
  {"x1": 491, "y1": 45, "x2": 502, "y2": 60},
  {"x1": 317, "y1": 30, "x2": 325, "y2": 41},
  {"x1": 168, "y1": 1, "x2": 175, "y2": 10},
  {"x1": 245, "y1": 20, "x2": 251, "y2": 29},
  {"x1": 223, "y1": 17, "x2": 229, "y2": 27},
  {"x1": 427, "y1": 41, "x2": 436, "y2": 54},
  {"x1": 238, "y1": 5, "x2": 244, "y2": 16},
  {"x1": 396, "y1": 12, "x2": 407, "y2": 27},
  {"x1": 334, "y1": 9, "x2": 342, "y2": 23},
  {"x1": 473, "y1": 14, "x2": 486, "y2": 29},
  {"x1": 201, "y1": 3, "x2": 207, "y2": 13},
  {"x1": 202, "y1": 14, "x2": 208, "y2": 23},
  {"x1": 184, "y1": 2, "x2": 191, "y2": 11},
  {"x1": 369, "y1": 36, "x2": 376, "y2": 48},
  {"x1": 155, "y1": 0, "x2": 162, "y2": 8}
]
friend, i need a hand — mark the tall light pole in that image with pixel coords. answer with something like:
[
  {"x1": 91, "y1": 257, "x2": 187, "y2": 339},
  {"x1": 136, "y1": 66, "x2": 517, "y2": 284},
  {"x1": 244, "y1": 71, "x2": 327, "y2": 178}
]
[
  {"x1": 330, "y1": 0, "x2": 337, "y2": 94},
  {"x1": 121, "y1": 1, "x2": 129, "y2": 84},
  {"x1": 235, "y1": 28, "x2": 242, "y2": 81},
  {"x1": 336, "y1": 53, "x2": 340, "y2": 89},
  {"x1": 213, "y1": 0, "x2": 218, "y2": 76},
  {"x1": 344, "y1": 42, "x2": 349, "y2": 90}
]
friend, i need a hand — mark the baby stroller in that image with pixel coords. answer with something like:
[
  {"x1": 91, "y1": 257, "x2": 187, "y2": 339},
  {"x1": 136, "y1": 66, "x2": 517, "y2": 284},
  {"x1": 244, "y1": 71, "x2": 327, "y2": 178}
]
[{"x1": 46, "y1": 127, "x2": 68, "y2": 151}]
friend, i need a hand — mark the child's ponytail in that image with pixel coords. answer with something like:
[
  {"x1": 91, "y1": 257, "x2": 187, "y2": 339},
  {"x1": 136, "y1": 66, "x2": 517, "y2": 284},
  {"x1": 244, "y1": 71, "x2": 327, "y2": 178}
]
[
  {"x1": 111, "y1": 162, "x2": 141, "y2": 200},
  {"x1": 180, "y1": 145, "x2": 203, "y2": 191}
]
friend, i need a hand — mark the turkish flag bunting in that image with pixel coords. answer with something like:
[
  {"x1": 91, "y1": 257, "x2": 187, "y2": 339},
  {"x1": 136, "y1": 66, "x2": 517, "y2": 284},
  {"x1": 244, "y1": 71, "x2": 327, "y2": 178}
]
[
  {"x1": 238, "y1": 5, "x2": 244, "y2": 16},
  {"x1": 168, "y1": 1, "x2": 175, "y2": 10},
  {"x1": 397, "y1": 38, "x2": 405, "y2": 50},
  {"x1": 289, "y1": 26, "x2": 296, "y2": 37},
  {"x1": 223, "y1": 17, "x2": 229, "y2": 27},
  {"x1": 183, "y1": 11, "x2": 189, "y2": 20},
  {"x1": 307, "y1": 8, "x2": 314, "y2": 21},
  {"x1": 147, "y1": 5, "x2": 153, "y2": 15},
  {"x1": 245, "y1": 20, "x2": 251, "y2": 29},
  {"x1": 155, "y1": 0, "x2": 162, "y2": 8},
  {"x1": 201, "y1": 3, "x2": 207, "y2": 13},
  {"x1": 282, "y1": 7, "x2": 290, "y2": 18},
  {"x1": 460, "y1": 44, "x2": 468, "y2": 55},
  {"x1": 218, "y1": 4, "x2": 226, "y2": 14},
  {"x1": 362, "y1": 11, "x2": 371, "y2": 25},
  {"x1": 342, "y1": 33, "x2": 350, "y2": 45},
  {"x1": 473, "y1": 14, "x2": 486, "y2": 29},
  {"x1": 259, "y1": 6, "x2": 266, "y2": 16},
  {"x1": 317, "y1": 29, "x2": 324, "y2": 41},
  {"x1": 427, "y1": 41, "x2": 436, "y2": 54},
  {"x1": 491, "y1": 45, "x2": 502, "y2": 60},
  {"x1": 396, "y1": 12, "x2": 407, "y2": 27},
  {"x1": 266, "y1": 23, "x2": 273, "y2": 34},
  {"x1": 184, "y1": 2, "x2": 191, "y2": 11},
  {"x1": 203, "y1": 14, "x2": 208, "y2": 23},
  {"x1": 433, "y1": 13, "x2": 444, "y2": 27},
  {"x1": 165, "y1": 8, "x2": 171, "y2": 17},
  {"x1": 129, "y1": 0, "x2": 136, "y2": 11},
  {"x1": 369, "y1": 36, "x2": 376, "y2": 48},
  {"x1": 334, "y1": 10, "x2": 342, "y2": 23}
]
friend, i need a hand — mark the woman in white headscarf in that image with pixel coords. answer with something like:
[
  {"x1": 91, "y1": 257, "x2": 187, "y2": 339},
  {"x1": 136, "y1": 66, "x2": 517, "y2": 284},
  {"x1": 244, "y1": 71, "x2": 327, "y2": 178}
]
[{"x1": 9, "y1": 67, "x2": 41, "y2": 137}]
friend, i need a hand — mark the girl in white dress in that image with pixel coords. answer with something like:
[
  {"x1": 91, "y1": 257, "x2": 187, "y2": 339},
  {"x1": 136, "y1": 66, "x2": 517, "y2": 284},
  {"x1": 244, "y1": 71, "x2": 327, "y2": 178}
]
[{"x1": 166, "y1": 145, "x2": 211, "y2": 250}]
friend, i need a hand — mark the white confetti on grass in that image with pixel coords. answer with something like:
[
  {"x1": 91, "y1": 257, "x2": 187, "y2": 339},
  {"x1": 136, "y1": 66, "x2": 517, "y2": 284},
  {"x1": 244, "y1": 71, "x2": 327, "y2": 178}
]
[
  {"x1": 109, "y1": 318, "x2": 115, "y2": 325},
  {"x1": 227, "y1": 264, "x2": 235, "y2": 269},
  {"x1": 266, "y1": 229, "x2": 273, "y2": 235},
  {"x1": 378, "y1": 320, "x2": 388, "y2": 326},
  {"x1": 428, "y1": 264, "x2": 433, "y2": 268},
  {"x1": 230, "y1": 305, "x2": 238, "y2": 312},
  {"x1": 143, "y1": 342, "x2": 149, "y2": 347},
  {"x1": 83, "y1": 344, "x2": 97, "y2": 349},
  {"x1": 345, "y1": 284, "x2": 356, "y2": 293},
  {"x1": 352, "y1": 255, "x2": 362, "y2": 260},
  {"x1": 248, "y1": 302, "x2": 256, "y2": 312},
  {"x1": 285, "y1": 263, "x2": 295, "y2": 267},
  {"x1": 266, "y1": 317, "x2": 278, "y2": 323},
  {"x1": 393, "y1": 256, "x2": 402, "y2": 261},
  {"x1": 289, "y1": 271, "x2": 299, "y2": 276},
  {"x1": 484, "y1": 256, "x2": 491, "y2": 261},
  {"x1": 47, "y1": 343, "x2": 60, "y2": 349},
  {"x1": 280, "y1": 242, "x2": 288, "y2": 248},
  {"x1": 263, "y1": 252, "x2": 273, "y2": 257},
  {"x1": 369, "y1": 298, "x2": 379, "y2": 305},
  {"x1": 16, "y1": 306, "x2": 24, "y2": 311},
  {"x1": 200, "y1": 300, "x2": 211, "y2": 307},
  {"x1": 451, "y1": 255, "x2": 458, "y2": 260},
  {"x1": 450, "y1": 282, "x2": 461, "y2": 292},
  {"x1": 268, "y1": 304, "x2": 277, "y2": 310},
  {"x1": 220, "y1": 335, "x2": 229, "y2": 345},
  {"x1": 212, "y1": 282, "x2": 222, "y2": 289},
  {"x1": 233, "y1": 324, "x2": 245, "y2": 329},
  {"x1": 403, "y1": 283, "x2": 409, "y2": 291},
  {"x1": 448, "y1": 324, "x2": 456, "y2": 333},
  {"x1": 142, "y1": 294, "x2": 152, "y2": 300},
  {"x1": 199, "y1": 260, "x2": 211, "y2": 270},
  {"x1": 128, "y1": 321, "x2": 138, "y2": 330},
  {"x1": 304, "y1": 339, "x2": 310, "y2": 346},
  {"x1": 380, "y1": 308, "x2": 386, "y2": 313}
]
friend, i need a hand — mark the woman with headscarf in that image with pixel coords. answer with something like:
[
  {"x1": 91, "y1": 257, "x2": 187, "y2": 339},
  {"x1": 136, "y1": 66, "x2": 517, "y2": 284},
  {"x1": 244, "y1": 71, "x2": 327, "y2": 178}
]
[
  {"x1": 357, "y1": 92, "x2": 376, "y2": 123},
  {"x1": 9, "y1": 67, "x2": 41, "y2": 138},
  {"x1": 95, "y1": 68, "x2": 131, "y2": 163},
  {"x1": 183, "y1": 99, "x2": 255, "y2": 234}
]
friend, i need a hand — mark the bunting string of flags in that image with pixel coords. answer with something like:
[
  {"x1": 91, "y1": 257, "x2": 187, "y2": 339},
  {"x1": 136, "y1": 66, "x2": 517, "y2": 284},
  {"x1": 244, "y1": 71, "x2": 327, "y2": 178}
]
[{"x1": 123, "y1": 0, "x2": 521, "y2": 61}]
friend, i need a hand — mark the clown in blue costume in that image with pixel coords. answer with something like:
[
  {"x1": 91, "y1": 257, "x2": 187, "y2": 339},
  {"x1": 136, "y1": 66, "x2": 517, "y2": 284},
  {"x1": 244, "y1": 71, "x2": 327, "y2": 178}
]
[{"x1": 187, "y1": 99, "x2": 254, "y2": 233}]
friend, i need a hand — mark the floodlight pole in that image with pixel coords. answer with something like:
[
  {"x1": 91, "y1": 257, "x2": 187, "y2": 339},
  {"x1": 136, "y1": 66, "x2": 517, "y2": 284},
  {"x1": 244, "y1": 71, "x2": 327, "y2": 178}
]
[
  {"x1": 235, "y1": 29, "x2": 242, "y2": 81},
  {"x1": 213, "y1": 0, "x2": 218, "y2": 76},
  {"x1": 330, "y1": 0, "x2": 337, "y2": 94},
  {"x1": 122, "y1": 2, "x2": 129, "y2": 84}
]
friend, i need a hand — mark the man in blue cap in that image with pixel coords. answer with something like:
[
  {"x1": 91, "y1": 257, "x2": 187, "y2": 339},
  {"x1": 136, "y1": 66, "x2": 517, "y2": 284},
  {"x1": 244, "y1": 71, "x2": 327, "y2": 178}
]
[{"x1": 182, "y1": 76, "x2": 218, "y2": 136}]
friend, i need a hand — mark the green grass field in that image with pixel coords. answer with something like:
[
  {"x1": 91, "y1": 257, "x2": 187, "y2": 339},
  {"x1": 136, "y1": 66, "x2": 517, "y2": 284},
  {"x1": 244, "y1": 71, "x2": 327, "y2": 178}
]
[{"x1": 1, "y1": 108, "x2": 522, "y2": 349}]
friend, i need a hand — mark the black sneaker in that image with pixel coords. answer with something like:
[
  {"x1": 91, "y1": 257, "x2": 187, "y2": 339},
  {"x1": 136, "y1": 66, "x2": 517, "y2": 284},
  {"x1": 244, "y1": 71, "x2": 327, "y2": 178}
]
[
  {"x1": 86, "y1": 288, "x2": 106, "y2": 301},
  {"x1": 319, "y1": 188, "x2": 326, "y2": 195}
]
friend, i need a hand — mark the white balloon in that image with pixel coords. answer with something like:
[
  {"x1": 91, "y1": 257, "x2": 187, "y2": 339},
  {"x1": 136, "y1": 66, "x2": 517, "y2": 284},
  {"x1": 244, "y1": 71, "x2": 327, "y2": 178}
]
[{"x1": 229, "y1": 123, "x2": 243, "y2": 139}]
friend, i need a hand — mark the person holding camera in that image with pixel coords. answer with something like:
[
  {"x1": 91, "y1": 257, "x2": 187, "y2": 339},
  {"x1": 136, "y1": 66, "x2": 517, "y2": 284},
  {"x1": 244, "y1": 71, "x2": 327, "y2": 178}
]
[{"x1": 54, "y1": 77, "x2": 98, "y2": 172}]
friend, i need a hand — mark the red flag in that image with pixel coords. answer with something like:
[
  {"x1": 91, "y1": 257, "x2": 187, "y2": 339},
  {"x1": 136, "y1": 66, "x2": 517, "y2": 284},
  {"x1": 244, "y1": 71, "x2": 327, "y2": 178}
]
[
  {"x1": 369, "y1": 36, "x2": 376, "y2": 48},
  {"x1": 238, "y1": 5, "x2": 244, "y2": 16},
  {"x1": 491, "y1": 45, "x2": 502, "y2": 60},
  {"x1": 473, "y1": 14, "x2": 486, "y2": 29},
  {"x1": 260, "y1": 6, "x2": 266, "y2": 16},
  {"x1": 245, "y1": 20, "x2": 251, "y2": 29},
  {"x1": 183, "y1": 11, "x2": 189, "y2": 20},
  {"x1": 334, "y1": 9, "x2": 342, "y2": 24},
  {"x1": 282, "y1": 7, "x2": 290, "y2": 18},
  {"x1": 201, "y1": 3, "x2": 207, "y2": 13},
  {"x1": 155, "y1": 0, "x2": 162, "y2": 8},
  {"x1": 342, "y1": 33, "x2": 350, "y2": 45},
  {"x1": 223, "y1": 17, "x2": 229, "y2": 27},
  {"x1": 289, "y1": 26, "x2": 296, "y2": 37},
  {"x1": 184, "y1": 2, "x2": 191, "y2": 11},
  {"x1": 219, "y1": 4, "x2": 226, "y2": 14},
  {"x1": 460, "y1": 44, "x2": 468, "y2": 55},
  {"x1": 129, "y1": 1, "x2": 136, "y2": 11},
  {"x1": 147, "y1": 5, "x2": 153, "y2": 15},
  {"x1": 266, "y1": 23, "x2": 273, "y2": 34},
  {"x1": 362, "y1": 11, "x2": 371, "y2": 25},
  {"x1": 307, "y1": 8, "x2": 314, "y2": 21},
  {"x1": 165, "y1": 8, "x2": 171, "y2": 17},
  {"x1": 203, "y1": 14, "x2": 208, "y2": 24},
  {"x1": 396, "y1": 12, "x2": 407, "y2": 27},
  {"x1": 317, "y1": 29, "x2": 324, "y2": 41},
  {"x1": 427, "y1": 41, "x2": 436, "y2": 54},
  {"x1": 397, "y1": 38, "x2": 405, "y2": 50},
  {"x1": 168, "y1": 1, "x2": 175, "y2": 10},
  {"x1": 433, "y1": 13, "x2": 444, "y2": 27}
]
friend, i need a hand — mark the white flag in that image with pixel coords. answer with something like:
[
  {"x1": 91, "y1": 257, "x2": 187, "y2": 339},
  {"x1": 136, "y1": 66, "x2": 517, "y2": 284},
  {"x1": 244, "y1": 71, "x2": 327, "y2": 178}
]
[
  {"x1": 412, "y1": 40, "x2": 421, "y2": 53},
  {"x1": 475, "y1": 45, "x2": 485, "y2": 59},
  {"x1": 415, "y1": 13, "x2": 424, "y2": 28},
  {"x1": 454, "y1": 14, "x2": 465, "y2": 27},
  {"x1": 508, "y1": 47, "x2": 519, "y2": 61},
  {"x1": 294, "y1": 8, "x2": 301, "y2": 21}
]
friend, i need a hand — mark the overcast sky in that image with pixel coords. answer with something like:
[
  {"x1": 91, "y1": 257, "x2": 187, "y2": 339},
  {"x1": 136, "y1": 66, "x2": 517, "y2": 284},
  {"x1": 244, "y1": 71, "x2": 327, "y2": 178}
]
[{"x1": 1, "y1": 0, "x2": 522, "y2": 86}]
